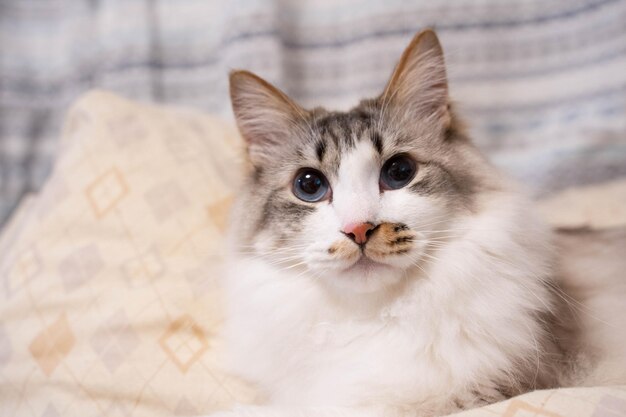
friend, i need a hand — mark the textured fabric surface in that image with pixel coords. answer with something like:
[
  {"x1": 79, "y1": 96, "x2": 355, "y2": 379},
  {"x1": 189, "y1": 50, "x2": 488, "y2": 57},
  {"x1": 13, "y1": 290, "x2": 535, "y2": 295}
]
[
  {"x1": 1, "y1": 0, "x2": 626, "y2": 226},
  {"x1": 1, "y1": 91, "x2": 625, "y2": 417}
]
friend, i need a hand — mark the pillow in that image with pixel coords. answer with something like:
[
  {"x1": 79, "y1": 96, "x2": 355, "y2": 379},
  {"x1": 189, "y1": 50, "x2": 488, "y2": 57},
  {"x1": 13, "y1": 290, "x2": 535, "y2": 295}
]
[
  {"x1": 0, "y1": 91, "x2": 256, "y2": 416},
  {"x1": 0, "y1": 91, "x2": 625, "y2": 417}
]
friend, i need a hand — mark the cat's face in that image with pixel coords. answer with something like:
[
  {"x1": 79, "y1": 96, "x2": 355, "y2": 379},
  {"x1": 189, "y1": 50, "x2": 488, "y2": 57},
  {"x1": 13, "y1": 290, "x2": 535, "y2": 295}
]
[{"x1": 230, "y1": 30, "x2": 489, "y2": 293}]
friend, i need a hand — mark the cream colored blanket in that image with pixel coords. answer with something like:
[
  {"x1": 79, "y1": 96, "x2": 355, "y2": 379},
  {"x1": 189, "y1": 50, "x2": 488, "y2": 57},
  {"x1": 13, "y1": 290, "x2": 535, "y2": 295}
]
[{"x1": 0, "y1": 92, "x2": 625, "y2": 417}]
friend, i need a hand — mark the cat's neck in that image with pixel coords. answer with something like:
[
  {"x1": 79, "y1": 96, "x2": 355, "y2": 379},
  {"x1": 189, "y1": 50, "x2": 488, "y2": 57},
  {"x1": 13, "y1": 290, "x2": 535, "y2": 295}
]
[{"x1": 315, "y1": 269, "x2": 416, "y2": 318}]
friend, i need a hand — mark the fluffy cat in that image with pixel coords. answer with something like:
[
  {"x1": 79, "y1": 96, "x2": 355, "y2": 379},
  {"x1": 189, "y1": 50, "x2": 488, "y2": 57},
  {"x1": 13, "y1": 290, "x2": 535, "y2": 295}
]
[{"x1": 212, "y1": 30, "x2": 626, "y2": 417}]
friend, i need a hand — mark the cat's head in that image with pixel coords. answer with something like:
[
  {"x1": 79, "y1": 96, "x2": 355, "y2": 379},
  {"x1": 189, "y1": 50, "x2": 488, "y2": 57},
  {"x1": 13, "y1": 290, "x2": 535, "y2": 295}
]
[{"x1": 229, "y1": 30, "x2": 499, "y2": 293}]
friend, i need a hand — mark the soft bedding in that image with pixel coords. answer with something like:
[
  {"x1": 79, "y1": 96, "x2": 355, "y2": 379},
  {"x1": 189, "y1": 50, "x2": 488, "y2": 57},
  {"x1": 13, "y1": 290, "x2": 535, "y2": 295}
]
[{"x1": 0, "y1": 91, "x2": 625, "y2": 417}]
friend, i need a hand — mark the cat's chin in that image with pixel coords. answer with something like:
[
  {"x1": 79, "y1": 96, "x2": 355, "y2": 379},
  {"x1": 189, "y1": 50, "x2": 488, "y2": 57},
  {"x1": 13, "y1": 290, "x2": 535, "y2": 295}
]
[
  {"x1": 342, "y1": 256, "x2": 387, "y2": 274},
  {"x1": 326, "y1": 256, "x2": 404, "y2": 294}
]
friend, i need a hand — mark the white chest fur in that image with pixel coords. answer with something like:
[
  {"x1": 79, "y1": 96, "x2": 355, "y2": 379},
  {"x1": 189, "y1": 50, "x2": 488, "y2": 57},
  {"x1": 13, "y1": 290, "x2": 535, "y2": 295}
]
[{"x1": 220, "y1": 205, "x2": 555, "y2": 414}]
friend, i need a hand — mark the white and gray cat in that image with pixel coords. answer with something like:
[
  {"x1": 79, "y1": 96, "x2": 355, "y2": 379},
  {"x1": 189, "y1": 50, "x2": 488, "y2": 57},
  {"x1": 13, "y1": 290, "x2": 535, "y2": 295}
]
[{"x1": 212, "y1": 30, "x2": 626, "y2": 417}]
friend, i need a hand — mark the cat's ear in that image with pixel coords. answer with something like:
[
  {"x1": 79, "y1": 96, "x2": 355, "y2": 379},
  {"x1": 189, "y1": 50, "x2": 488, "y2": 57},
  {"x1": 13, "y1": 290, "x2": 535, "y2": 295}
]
[
  {"x1": 229, "y1": 70, "x2": 307, "y2": 165},
  {"x1": 380, "y1": 29, "x2": 450, "y2": 126}
]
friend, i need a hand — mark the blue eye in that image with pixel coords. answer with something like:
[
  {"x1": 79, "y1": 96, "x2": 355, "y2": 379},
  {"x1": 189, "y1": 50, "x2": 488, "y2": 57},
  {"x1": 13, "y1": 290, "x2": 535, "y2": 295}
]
[
  {"x1": 380, "y1": 154, "x2": 417, "y2": 190},
  {"x1": 293, "y1": 169, "x2": 330, "y2": 202}
]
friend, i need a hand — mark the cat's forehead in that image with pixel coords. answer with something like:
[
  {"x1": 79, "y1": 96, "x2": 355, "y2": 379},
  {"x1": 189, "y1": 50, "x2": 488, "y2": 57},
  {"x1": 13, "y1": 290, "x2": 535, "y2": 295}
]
[
  {"x1": 313, "y1": 107, "x2": 376, "y2": 148},
  {"x1": 304, "y1": 105, "x2": 386, "y2": 171}
]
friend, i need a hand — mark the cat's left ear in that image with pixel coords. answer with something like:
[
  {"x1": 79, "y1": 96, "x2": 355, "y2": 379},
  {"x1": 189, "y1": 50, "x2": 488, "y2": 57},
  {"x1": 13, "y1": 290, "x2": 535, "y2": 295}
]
[
  {"x1": 380, "y1": 29, "x2": 450, "y2": 127},
  {"x1": 229, "y1": 70, "x2": 307, "y2": 166}
]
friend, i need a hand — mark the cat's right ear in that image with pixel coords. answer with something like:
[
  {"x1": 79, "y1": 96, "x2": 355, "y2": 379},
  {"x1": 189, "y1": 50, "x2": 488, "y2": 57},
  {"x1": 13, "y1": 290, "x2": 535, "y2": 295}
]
[
  {"x1": 379, "y1": 29, "x2": 450, "y2": 128},
  {"x1": 229, "y1": 70, "x2": 307, "y2": 166}
]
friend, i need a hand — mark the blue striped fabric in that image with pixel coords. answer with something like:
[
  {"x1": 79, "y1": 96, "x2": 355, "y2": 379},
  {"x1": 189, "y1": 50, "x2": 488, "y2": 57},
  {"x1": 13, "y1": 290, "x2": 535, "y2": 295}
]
[{"x1": 1, "y1": 0, "x2": 625, "y2": 226}]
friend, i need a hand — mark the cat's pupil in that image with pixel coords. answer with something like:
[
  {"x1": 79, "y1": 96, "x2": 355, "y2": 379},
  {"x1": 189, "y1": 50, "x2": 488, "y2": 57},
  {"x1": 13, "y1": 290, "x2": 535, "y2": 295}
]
[
  {"x1": 293, "y1": 169, "x2": 329, "y2": 202},
  {"x1": 387, "y1": 160, "x2": 412, "y2": 181},
  {"x1": 300, "y1": 174, "x2": 321, "y2": 194},
  {"x1": 380, "y1": 155, "x2": 417, "y2": 190}
]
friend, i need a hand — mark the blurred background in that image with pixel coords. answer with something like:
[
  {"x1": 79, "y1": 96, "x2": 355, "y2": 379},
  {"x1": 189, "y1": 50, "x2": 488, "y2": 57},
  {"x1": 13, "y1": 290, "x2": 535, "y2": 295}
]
[{"x1": 1, "y1": 0, "x2": 625, "y2": 227}]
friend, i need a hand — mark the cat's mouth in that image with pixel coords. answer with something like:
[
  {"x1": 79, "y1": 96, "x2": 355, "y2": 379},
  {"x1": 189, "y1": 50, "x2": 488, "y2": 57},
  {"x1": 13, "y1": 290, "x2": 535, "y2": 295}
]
[{"x1": 342, "y1": 255, "x2": 390, "y2": 274}]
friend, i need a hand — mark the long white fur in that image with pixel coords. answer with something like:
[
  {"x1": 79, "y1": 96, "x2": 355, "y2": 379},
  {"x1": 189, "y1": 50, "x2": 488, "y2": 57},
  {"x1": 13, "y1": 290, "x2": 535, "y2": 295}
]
[
  {"x1": 216, "y1": 139, "x2": 556, "y2": 417},
  {"x1": 212, "y1": 29, "x2": 564, "y2": 417}
]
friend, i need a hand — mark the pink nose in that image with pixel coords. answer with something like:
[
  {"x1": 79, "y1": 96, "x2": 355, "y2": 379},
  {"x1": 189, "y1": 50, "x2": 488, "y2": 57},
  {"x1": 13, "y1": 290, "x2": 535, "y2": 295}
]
[{"x1": 342, "y1": 222, "x2": 376, "y2": 245}]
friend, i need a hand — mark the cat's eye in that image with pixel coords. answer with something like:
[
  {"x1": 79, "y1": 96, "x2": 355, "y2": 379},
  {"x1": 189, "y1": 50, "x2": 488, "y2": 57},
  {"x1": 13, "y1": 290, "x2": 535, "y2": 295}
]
[
  {"x1": 293, "y1": 169, "x2": 330, "y2": 202},
  {"x1": 380, "y1": 154, "x2": 417, "y2": 190}
]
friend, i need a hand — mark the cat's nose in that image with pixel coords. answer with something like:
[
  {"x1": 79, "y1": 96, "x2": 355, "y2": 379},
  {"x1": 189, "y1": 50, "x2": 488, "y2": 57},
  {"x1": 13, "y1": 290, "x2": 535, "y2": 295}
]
[{"x1": 342, "y1": 222, "x2": 377, "y2": 245}]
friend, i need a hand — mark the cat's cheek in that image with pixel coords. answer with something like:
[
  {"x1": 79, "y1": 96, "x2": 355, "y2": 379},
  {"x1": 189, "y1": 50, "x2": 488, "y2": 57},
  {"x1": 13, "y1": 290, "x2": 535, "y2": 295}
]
[
  {"x1": 380, "y1": 190, "x2": 451, "y2": 233},
  {"x1": 303, "y1": 207, "x2": 341, "y2": 240},
  {"x1": 298, "y1": 205, "x2": 347, "y2": 264},
  {"x1": 303, "y1": 242, "x2": 360, "y2": 272},
  {"x1": 374, "y1": 249, "x2": 424, "y2": 270}
]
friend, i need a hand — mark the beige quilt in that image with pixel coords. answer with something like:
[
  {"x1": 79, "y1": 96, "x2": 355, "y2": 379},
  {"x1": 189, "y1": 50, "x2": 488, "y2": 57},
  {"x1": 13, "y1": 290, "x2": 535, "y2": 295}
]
[{"x1": 1, "y1": 91, "x2": 625, "y2": 417}]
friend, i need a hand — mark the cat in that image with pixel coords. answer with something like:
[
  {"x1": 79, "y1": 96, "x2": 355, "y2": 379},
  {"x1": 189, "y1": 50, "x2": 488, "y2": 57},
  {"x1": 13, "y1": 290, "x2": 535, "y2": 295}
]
[{"x1": 211, "y1": 29, "x2": 626, "y2": 417}]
